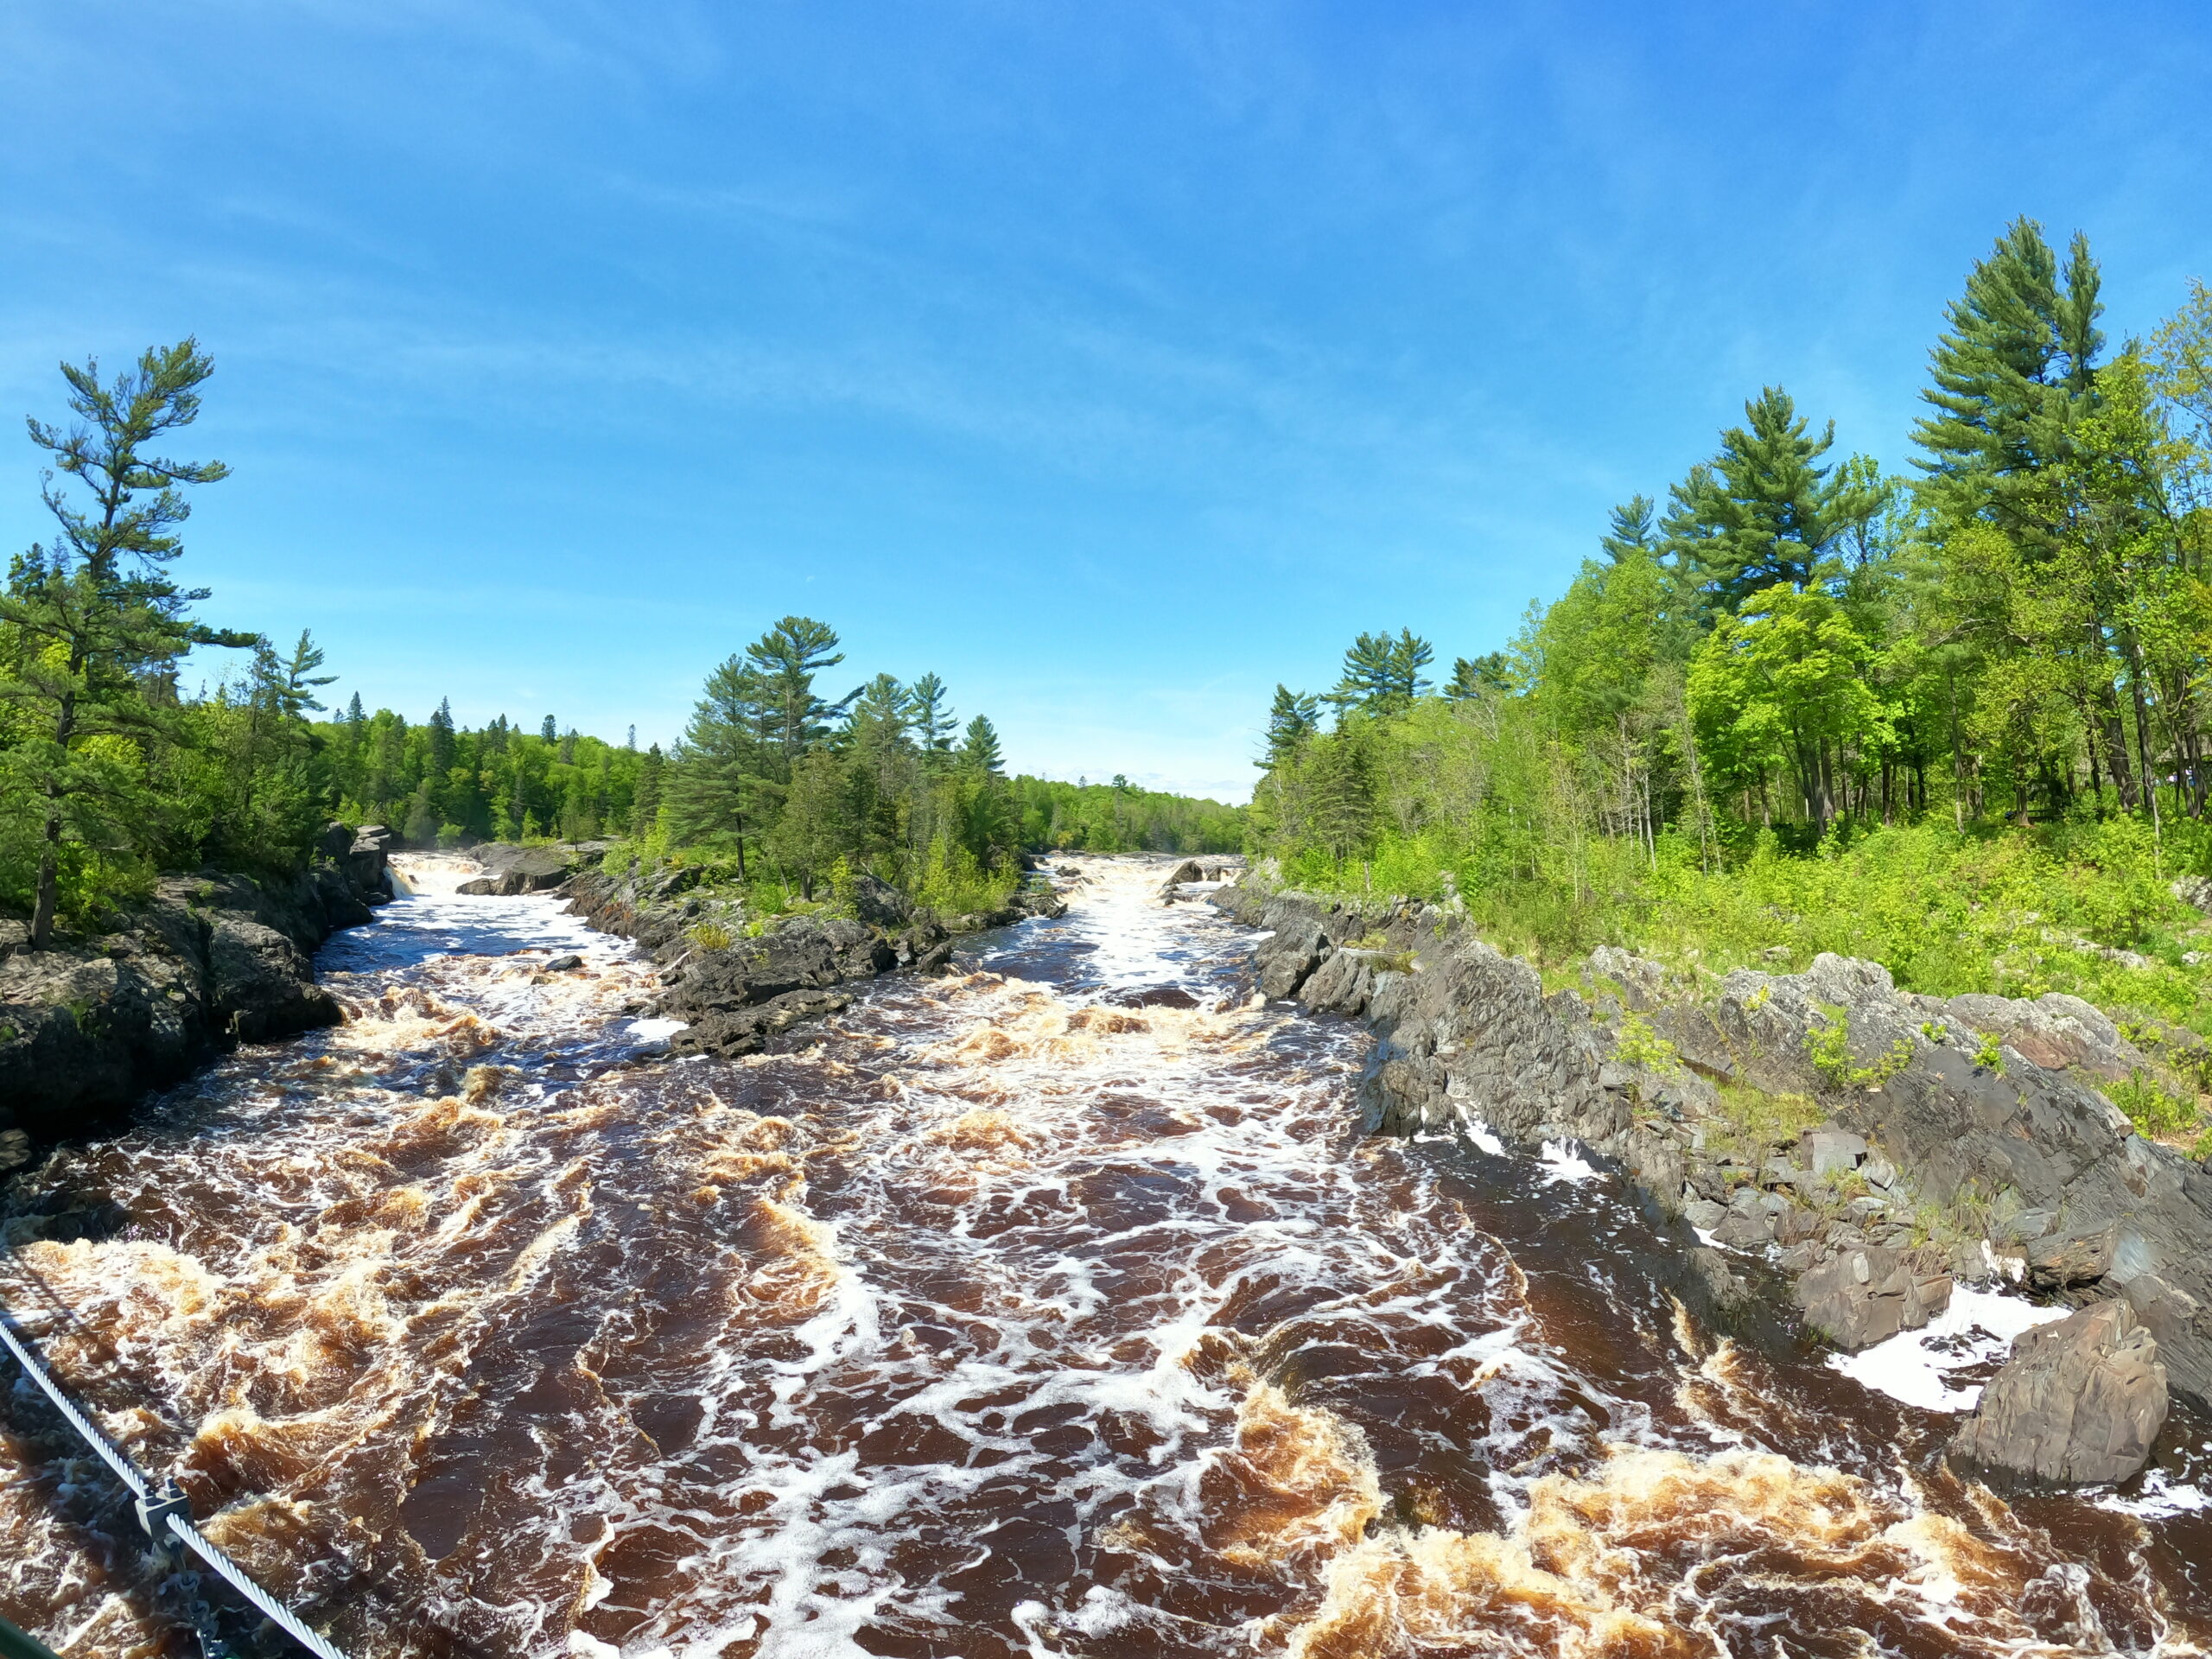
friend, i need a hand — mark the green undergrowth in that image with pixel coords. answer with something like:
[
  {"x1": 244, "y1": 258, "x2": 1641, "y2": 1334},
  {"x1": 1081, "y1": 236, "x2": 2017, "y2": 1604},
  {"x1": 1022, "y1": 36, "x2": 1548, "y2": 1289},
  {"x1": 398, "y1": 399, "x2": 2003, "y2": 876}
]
[
  {"x1": 1290, "y1": 815, "x2": 2212, "y2": 1039},
  {"x1": 595, "y1": 835, "x2": 1020, "y2": 931}
]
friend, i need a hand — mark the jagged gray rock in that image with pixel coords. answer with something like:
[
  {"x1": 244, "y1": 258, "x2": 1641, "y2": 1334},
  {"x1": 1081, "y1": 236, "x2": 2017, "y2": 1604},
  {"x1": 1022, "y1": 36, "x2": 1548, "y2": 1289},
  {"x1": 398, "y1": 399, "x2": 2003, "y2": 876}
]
[
  {"x1": 0, "y1": 836, "x2": 385, "y2": 1142},
  {"x1": 1795, "y1": 1244, "x2": 1953, "y2": 1349},
  {"x1": 1948, "y1": 1301, "x2": 2168, "y2": 1491}
]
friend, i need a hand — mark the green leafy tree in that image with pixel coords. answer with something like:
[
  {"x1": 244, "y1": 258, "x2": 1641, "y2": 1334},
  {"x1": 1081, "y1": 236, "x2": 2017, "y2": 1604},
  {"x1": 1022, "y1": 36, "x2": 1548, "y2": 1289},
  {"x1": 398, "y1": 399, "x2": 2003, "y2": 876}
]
[{"x1": 1688, "y1": 583, "x2": 1890, "y2": 833}]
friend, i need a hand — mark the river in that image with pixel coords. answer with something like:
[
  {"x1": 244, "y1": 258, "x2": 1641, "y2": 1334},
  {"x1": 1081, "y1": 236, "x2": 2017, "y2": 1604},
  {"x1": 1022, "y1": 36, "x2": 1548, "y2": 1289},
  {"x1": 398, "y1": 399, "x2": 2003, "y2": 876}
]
[{"x1": 2, "y1": 855, "x2": 2209, "y2": 1656}]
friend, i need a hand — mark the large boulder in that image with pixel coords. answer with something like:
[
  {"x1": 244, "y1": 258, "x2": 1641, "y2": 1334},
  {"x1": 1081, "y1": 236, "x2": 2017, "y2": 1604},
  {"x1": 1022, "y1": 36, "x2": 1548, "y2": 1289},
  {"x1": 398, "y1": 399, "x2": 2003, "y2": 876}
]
[
  {"x1": 1255, "y1": 912, "x2": 1331, "y2": 1001},
  {"x1": 670, "y1": 987, "x2": 856, "y2": 1059},
  {"x1": 1929, "y1": 990, "x2": 2145, "y2": 1081},
  {"x1": 1794, "y1": 1245, "x2": 1953, "y2": 1350},
  {"x1": 1948, "y1": 1301, "x2": 2168, "y2": 1491},
  {"x1": 2121, "y1": 1272, "x2": 2212, "y2": 1411},
  {"x1": 659, "y1": 916, "x2": 893, "y2": 1020},
  {"x1": 455, "y1": 843, "x2": 589, "y2": 895},
  {"x1": 207, "y1": 918, "x2": 340, "y2": 1041}
]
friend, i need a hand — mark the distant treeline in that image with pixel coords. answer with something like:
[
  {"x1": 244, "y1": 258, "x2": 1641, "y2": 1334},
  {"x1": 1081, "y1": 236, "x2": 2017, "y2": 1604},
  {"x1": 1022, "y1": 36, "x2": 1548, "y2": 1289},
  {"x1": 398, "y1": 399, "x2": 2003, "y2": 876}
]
[{"x1": 1010, "y1": 775, "x2": 1243, "y2": 855}]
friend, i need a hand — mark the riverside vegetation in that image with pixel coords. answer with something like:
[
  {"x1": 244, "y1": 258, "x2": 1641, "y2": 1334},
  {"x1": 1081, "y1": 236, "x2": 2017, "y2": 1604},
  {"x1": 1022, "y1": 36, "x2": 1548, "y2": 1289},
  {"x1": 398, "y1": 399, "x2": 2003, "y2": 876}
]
[{"x1": 1251, "y1": 218, "x2": 2212, "y2": 1160}]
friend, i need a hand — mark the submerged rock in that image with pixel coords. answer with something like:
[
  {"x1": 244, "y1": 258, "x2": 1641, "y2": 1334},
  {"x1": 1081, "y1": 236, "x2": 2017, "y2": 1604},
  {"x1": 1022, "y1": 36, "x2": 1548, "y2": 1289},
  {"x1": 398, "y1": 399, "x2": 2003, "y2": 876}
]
[{"x1": 1948, "y1": 1301, "x2": 2167, "y2": 1491}]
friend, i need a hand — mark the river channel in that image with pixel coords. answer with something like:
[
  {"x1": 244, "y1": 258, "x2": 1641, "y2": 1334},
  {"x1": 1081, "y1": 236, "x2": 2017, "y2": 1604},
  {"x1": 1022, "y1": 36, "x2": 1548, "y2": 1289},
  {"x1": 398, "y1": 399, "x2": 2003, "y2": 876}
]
[{"x1": 2, "y1": 856, "x2": 2209, "y2": 1656}]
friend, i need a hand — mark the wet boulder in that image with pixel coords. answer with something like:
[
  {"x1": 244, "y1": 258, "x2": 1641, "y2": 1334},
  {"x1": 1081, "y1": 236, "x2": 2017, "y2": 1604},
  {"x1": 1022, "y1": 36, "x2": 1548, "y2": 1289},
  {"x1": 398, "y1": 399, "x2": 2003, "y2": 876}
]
[
  {"x1": 456, "y1": 843, "x2": 588, "y2": 895},
  {"x1": 1300, "y1": 947, "x2": 1385, "y2": 1016},
  {"x1": 1255, "y1": 912, "x2": 1330, "y2": 1001},
  {"x1": 1948, "y1": 1301, "x2": 2167, "y2": 1491},
  {"x1": 207, "y1": 918, "x2": 340, "y2": 1041},
  {"x1": 1795, "y1": 1244, "x2": 1953, "y2": 1350},
  {"x1": 671, "y1": 986, "x2": 856, "y2": 1058},
  {"x1": 661, "y1": 916, "x2": 893, "y2": 1020}
]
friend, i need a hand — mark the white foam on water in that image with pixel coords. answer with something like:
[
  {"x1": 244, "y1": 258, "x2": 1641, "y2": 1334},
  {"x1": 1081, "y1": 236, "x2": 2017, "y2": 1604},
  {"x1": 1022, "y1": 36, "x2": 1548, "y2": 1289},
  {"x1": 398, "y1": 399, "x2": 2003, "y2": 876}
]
[
  {"x1": 2098, "y1": 1471, "x2": 2211, "y2": 1519},
  {"x1": 626, "y1": 1017, "x2": 689, "y2": 1043},
  {"x1": 1827, "y1": 1286, "x2": 2071, "y2": 1413},
  {"x1": 1456, "y1": 1109, "x2": 1507, "y2": 1157},
  {"x1": 1537, "y1": 1140, "x2": 1600, "y2": 1184}
]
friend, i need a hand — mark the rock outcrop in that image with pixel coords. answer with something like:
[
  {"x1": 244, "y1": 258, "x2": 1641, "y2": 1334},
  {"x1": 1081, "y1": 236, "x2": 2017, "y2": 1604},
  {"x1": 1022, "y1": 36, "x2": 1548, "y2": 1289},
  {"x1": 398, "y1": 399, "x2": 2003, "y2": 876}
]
[
  {"x1": 1209, "y1": 868, "x2": 2212, "y2": 1427},
  {"x1": 565, "y1": 855, "x2": 1069, "y2": 1058},
  {"x1": 0, "y1": 823, "x2": 393, "y2": 1157},
  {"x1": 1948, "y1": 1301, "x2": 2169, "y2": 1491},
  {"x1": 454, "y1": 842, "x2": 601, "y2": 895}
]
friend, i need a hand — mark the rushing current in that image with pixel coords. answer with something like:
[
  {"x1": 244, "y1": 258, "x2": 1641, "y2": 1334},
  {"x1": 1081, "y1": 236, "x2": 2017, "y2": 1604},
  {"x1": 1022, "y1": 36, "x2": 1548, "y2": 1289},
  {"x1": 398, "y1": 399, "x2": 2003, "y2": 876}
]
[{"x1": 3, "y1": 855, "x2": 2210, "y2": 1657}]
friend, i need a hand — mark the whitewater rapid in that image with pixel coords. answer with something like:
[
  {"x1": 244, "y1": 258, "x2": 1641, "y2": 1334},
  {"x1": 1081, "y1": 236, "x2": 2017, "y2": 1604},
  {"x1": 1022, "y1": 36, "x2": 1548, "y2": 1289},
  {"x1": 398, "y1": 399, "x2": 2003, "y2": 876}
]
[{"x1": 0, "y1": 857, "x2": 2207, "y2": 1656}]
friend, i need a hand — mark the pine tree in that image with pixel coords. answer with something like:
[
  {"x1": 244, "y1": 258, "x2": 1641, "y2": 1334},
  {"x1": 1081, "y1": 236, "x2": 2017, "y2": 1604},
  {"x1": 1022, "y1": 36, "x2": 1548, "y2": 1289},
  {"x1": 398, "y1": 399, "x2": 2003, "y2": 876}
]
[
  {"x1": 907, "y1": 671, "x2": 957, "y2": 760},
  {"x1": 664, "y1": 656, "x2": 777, "y2": 878},
  {"x1": 1329, "y1": 629, "x2": 1433, "y2": 716},
  {"x1": 1, "y1": 340, "x2": 242, "y2": 944},
  {"x1": 1262, "y1": 684, "x2": 1321, "y2": 764},
  {"x1": 631, "y1": 742, "x2": 665, "y2": 832},
  {"x1": 1446, "y1": 652, "x2": 1514, "y2": 698},
  {"x1": 961, "y1": 714, "x2": 1004, "y2": 778},
  {"x1": 1669, "y1": 387, "x2": 1882, "y2": 614},
  {"x1": 1599, "y1": 495, "x2": 1656, "y2": 563},
  {"x1": 540, "y1": 715, "x2": 557, "y2": 743},
  {"x1": 747, "y1": 616, "x2": 850, "y2": 766},
  {"x1": 1913, "y1": 216, "x2": 2104, "y2": 532}
]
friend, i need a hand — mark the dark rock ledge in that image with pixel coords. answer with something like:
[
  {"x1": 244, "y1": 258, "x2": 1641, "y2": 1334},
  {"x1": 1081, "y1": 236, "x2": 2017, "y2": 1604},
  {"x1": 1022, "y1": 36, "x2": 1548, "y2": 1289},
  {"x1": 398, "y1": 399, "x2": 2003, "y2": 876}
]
[
  {"x1": 0, "y1": 824, "x2": 397, "y2": 1162},
  {"x1": 1211, "y1": 865, "x2": 2212, "y2": 1492},
  {"x1": 565, "y1": 856, "x2": 1067, "y2": 1060}
]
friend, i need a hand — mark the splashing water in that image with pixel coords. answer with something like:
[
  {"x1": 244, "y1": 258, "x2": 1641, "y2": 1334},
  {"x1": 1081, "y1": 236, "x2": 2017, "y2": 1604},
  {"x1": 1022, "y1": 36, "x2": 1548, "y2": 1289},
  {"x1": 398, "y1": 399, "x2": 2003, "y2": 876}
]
[{"x1": 1, "y1": 857, "x2": 2208, "y2": 1656}]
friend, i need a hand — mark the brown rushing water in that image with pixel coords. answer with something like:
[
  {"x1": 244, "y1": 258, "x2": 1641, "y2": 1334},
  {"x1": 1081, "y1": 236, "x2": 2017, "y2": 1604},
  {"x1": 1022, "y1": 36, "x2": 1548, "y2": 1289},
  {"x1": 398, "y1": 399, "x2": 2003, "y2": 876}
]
[{"x1": 3, "y1": 855, "x2": 2209, "y2": 1658}]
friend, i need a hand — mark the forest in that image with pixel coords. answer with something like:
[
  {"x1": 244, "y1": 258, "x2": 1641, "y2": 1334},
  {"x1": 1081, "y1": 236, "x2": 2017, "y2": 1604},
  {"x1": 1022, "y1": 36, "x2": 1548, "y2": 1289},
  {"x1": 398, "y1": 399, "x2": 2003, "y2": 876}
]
[
  {"x1": 0, "y1": 342, "x2": 1237, "y2": 941},
  {"x1": 1253, "y1": 218, "x2": 2212, "y2": 1085}
]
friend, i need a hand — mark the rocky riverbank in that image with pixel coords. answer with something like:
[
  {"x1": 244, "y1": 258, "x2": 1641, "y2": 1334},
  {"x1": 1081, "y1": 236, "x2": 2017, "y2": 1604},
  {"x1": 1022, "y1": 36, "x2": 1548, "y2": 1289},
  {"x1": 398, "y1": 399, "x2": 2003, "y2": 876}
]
[
  {"x1": 0, "y1": 824, "x2": 397, "y2": 1160},
  {"x1": 1206, "y1": 862, "x2": 2212, "y2": 1494},
  {"x1": 565, "y1": 853, "x2": 1069, "y2": 1058}
]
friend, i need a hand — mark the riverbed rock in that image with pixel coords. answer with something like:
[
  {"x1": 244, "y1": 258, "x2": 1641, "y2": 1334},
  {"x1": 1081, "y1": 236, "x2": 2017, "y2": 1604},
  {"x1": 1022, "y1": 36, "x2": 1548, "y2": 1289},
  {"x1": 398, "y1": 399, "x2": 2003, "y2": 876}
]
[
  {"x1": 2121, "y1": 1272, "x2": 2212, "y2": 1410},
  {"x1": 0, "y1": 854, "x2": 385, "y2": 1146},
  {"x1": 671, "y1": 986, "x2": 857, "y2": 1059},
  {"x1": 1948, "y1": 1301, "x2": 2168, "y2": 1491},
  {"x1": 568, "y1": 854, "x2": 1059, "y2": 1050},
  {"x1": 1793, "y1": 1244, "x2": 1953, "y2": 1350},
  {"x1": 456, "y1": 842, "x2": 593, "y2": 895},
  {"x1": 662, "y1": 917, "x2": 893, "y2": 1020}
]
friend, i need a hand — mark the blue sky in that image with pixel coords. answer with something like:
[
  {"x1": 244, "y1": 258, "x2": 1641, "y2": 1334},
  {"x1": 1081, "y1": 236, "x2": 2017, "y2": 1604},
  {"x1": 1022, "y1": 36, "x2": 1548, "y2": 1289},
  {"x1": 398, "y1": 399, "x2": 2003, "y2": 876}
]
[{"x1": 3, "y1": 2, "x2": 2209, "y2": 802}]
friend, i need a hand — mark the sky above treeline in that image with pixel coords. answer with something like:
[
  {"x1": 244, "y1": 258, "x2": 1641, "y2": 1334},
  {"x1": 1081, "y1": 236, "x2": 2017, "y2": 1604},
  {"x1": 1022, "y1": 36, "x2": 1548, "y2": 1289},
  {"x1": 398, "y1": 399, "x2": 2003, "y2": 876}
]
[{"x1": 3, "y1": 3, "x2": 2210, "y2": 803}]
